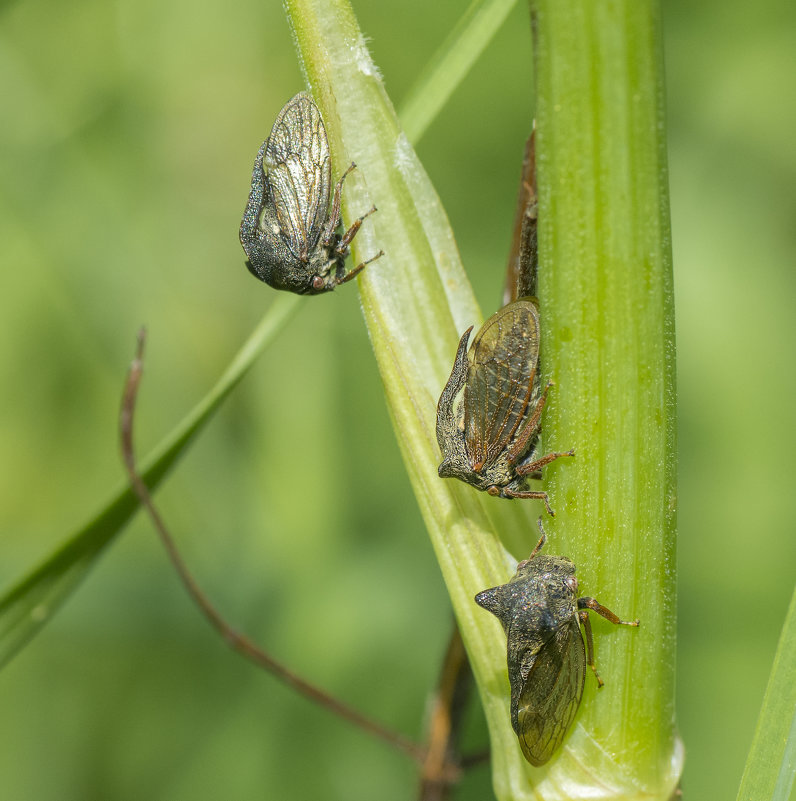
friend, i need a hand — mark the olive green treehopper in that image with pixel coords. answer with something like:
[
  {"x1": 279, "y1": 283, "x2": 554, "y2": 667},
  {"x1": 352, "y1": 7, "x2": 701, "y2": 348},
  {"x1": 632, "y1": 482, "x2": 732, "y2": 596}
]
[
  {"x1": 475, "y1": 520, "x2": 639, "y2": 766},
  {"x1": 240, "y1": 92, "x2": 383, "y2": 295},
  {"x1": 436, "y1": 298, "x2": 573, "y2": 515}
]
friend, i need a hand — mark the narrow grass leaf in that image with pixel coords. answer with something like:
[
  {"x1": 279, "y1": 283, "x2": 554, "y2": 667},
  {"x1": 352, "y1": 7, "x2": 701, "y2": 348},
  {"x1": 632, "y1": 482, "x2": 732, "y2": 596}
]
[
  {"x1": 398, "y1": 0, "x2": 519, "y2": 143},
  {"x1": 736, "y1": 584, "x2": 796, "y2": 801}
]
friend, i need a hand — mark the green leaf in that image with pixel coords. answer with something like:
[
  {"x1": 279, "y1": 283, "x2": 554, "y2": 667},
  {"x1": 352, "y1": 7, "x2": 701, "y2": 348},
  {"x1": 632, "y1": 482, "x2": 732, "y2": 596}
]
[
  {"x1": 0, "y1": 294, "x2": 299, "y2": 669},
  {"x1": 736, "y1": 584, "x2": 796, "y2": 801}
]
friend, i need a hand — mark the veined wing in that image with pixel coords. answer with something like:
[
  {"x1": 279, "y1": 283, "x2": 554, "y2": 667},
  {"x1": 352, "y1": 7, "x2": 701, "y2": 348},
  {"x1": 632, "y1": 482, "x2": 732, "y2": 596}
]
[
  {"x1": 265, "y1": 93, "x2": 331, "y2": 260},
  {"x1": 515, "y1": 615, "x2": 586, "y2": 767},
  {"x1": 464, "y1": 299, "x2": 540, "y2": 471}
]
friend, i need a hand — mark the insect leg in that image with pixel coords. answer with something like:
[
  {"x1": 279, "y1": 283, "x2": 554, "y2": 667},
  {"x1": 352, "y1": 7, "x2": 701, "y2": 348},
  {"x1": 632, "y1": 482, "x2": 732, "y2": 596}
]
[
  {"x1": 335, "y1": 249, "x2": 384, "y2": 286},
  {"x1": 505, "y1": 380, "x2": 553, "y2": 464},
  {"x1": 501, "y1": 487, "x2": 555, "y2": 517},
  {"x1": 322, "y1": 162, "x2": 357, "y2": 246},
  {"x1": 578, "y1": 610, "x2": 605, "y2": 687},
  {"x1": 518, "y1": 519, "x2": 547, "y2": 569},
  {"x1": 337, "y1": 205, "x2": 378, "y2": 253},
  {"x1": 531, "y1": 517, "x2": 547, "y2": 556},
  {"x1": 507, "y1": 380, "x2": 575, "y2": 474},
  {"x1": 516, "y1": 448, "x2": 575, "y2": 477},
  {"x1": 577, "y1": 597, "x2": 640, "y2": 628}
]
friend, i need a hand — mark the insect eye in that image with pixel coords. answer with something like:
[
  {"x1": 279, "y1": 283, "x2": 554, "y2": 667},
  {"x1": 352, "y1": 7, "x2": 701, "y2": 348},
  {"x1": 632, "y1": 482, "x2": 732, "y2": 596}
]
[
  {"x1": 311, "y1": 276, "x2": 325, "y2": 291},
  {"x1": 565, "y1": 575, "x2": 578, "y2": 592}
]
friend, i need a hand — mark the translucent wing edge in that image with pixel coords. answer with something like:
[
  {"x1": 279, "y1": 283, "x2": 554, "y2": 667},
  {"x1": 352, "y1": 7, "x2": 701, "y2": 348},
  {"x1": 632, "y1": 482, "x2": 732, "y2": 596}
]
[{"x1": 464, "y1": 300, "x2": 540, "y2": 470}]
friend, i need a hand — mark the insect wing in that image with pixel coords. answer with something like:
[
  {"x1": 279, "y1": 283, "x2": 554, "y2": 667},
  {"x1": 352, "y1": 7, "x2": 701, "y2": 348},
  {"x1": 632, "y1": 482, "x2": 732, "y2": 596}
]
[
  {"x1": 265, "y1": 93, "x2": 331, "y2": 260},
  {"x1": 515, "y1": 615, "x2": 586, "y2": 766},
  {"x1": 464, "y1": 300, "x2": 540, "y2": 470}
]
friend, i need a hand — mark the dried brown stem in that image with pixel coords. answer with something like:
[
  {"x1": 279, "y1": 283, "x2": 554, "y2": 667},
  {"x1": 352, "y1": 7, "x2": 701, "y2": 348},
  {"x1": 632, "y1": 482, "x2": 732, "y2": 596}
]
[
  {"x1": 119, "y1": 328, "x2": 424, "y2": 763},
  {"x1": 418, "y1": 624, "x2": 477, "y2": 801},
  {"x1": 503, "y1": 129, "x2": 538, "y2": 306}
]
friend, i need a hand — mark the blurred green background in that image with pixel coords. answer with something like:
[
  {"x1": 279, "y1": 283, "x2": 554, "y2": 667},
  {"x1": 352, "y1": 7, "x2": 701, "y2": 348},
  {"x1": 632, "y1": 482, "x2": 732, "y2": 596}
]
[{"x1": 1, "y1": 0, "x2": 794, "y2": 799}]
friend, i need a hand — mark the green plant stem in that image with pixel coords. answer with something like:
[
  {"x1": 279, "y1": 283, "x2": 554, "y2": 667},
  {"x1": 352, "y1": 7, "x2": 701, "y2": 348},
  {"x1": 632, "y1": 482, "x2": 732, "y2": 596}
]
[{"x1": 531, "y1": 0, "x2": 681, "y2": 796}]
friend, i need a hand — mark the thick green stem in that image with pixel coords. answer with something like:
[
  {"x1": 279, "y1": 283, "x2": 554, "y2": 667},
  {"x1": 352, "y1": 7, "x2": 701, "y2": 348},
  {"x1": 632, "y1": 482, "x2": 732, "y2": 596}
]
[{"x1": 532, "y1": 0, "x2": 681, "y2": 796}]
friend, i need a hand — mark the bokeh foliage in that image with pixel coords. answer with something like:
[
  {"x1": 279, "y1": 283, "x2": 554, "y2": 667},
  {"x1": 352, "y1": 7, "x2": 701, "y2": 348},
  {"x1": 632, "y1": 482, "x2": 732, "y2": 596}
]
[{"x1": 0, "y1": 0, "x2": 794, "y2": 799}]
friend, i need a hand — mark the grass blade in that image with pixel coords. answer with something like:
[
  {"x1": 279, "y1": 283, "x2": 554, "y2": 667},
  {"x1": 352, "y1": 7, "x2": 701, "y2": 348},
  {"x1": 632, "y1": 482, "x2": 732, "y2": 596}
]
[
  {"x1": 0, "y1": 294, "x2": 299, "y2": 669},
  {"x1": 398, "y1": 0, "x2": 519, "y2": 143},
  {"x1": 736, "y1": 584, "x2": 796, "y2": 801}
]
